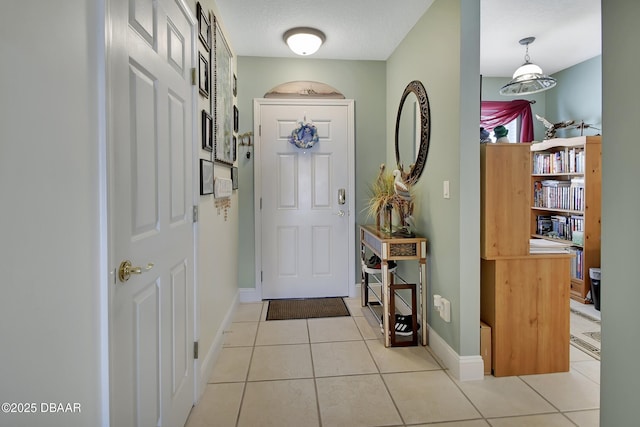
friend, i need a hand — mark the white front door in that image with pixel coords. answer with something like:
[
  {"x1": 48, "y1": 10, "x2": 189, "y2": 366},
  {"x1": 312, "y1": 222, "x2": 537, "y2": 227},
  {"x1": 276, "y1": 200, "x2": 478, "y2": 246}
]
[
  {"x1": 107, "y1": 0, "x2": 195, "y2": 426},
  {"x1": 256, "y1": 100, "x2": 355, "y2": 299}
]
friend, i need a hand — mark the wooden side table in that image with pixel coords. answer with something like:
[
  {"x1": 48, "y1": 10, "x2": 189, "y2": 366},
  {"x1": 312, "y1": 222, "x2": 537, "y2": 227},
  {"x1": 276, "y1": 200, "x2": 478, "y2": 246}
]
[{"x1": 360, "y1": 225, "x2": 428, "y2": 347}]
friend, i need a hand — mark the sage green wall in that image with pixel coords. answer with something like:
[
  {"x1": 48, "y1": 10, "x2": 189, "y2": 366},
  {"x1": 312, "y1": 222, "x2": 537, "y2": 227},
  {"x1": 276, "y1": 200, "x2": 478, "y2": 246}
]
[
  {"x1": 235, "y1": 57, "x2": 387, "y2": 288},
  {"x1": 601, "y1": 1, "x2": 640, "y2": 424},
  {"x1": 545, "y1": 55, "x2": 602, "y2": 138},
  {"x1": 386, "y1": 0, "x2": 481, "y2": 356}
]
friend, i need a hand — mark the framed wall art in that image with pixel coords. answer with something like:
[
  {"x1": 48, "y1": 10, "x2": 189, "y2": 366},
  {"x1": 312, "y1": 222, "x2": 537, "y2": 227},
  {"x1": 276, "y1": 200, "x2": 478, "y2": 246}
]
[
  {"x1": 201, "y1": 110, "x2": 212, "y2": 151},
  {"x1": 232, "y1": 135, "x2": 237, "y2": 162},
  {"x1": 196, "y1": 2, "x2": 211, "y2": 51},
  {"x1": 213, "y1": 15, "x2": 234, "y2": 165},
  {"x1": 198, "y1": 53, "x2": 209, "y2": 98},
  {"x1": 231, "y1": 166, "x2": 238, "y2": 190},
  {"x1": 200, "y1": 159, "x2": 213, "y2": 195},
  {"x1": 233, "y1": 105, "x2": 239, "y2": 132}
]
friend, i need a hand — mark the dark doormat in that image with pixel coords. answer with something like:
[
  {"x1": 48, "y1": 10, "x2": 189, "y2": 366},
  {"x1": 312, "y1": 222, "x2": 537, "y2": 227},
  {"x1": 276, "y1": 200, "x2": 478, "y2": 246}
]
[{"x1": 266, "y1": 297, "x2": 350, "y2": 321}]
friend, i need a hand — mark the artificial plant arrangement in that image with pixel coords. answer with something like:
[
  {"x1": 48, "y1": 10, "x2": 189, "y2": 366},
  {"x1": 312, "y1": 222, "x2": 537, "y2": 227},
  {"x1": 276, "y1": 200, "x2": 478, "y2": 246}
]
[{"x1": 365, "y1": 164, "x2": 415, "y2": 235}]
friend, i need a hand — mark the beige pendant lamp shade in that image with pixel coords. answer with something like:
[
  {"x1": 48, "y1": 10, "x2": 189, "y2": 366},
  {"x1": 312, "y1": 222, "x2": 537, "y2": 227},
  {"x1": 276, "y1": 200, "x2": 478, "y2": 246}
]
[{"x1": 500, "y1": 37, "x2": 557, "y2": 96}]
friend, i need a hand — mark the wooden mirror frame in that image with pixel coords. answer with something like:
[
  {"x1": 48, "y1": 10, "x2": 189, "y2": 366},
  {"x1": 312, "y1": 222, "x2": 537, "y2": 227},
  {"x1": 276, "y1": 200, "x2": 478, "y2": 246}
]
[{"x1": 394, "y1": 80, "x2": 431, "y2": 185}]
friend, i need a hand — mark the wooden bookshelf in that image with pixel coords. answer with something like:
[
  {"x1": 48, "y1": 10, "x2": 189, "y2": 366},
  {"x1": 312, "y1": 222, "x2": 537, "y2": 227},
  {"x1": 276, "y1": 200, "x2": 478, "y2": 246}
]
[
  {"x1": 530, "y1": 136, "x2": 601, "y2": 303},
  {"x1": 481, "y1": 143, "x2": 571, "y2": 376},
  {"x1": 480, "y1": 143, "x2": 531, "y2": 258}
]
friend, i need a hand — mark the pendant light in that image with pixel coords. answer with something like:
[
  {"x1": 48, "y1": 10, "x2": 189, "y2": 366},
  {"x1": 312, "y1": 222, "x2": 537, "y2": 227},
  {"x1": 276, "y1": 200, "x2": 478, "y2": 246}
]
[
  {"x1": 500, "y1": 37, "x2": 557, "y2": 96},
  {"x1": 283, "y1": 27, "x2": 326, "y2": 56}
]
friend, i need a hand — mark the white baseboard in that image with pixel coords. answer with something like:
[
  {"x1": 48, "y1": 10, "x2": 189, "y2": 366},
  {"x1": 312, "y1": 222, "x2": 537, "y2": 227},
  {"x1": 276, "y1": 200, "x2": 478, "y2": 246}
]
[
  {"x1": 195, "y1": 291, "x2": 240, "y2": 402},
  {"x1": 239, "y1": 286, "x2": 261, "y2": 303},
  {"x1": 428, "y1": 325, "x2": 484, "y2": 381},
  {"x1": 240, "y1": 283, "x2": 359, "y2": 302},
  {"x1": 356, "y1": 283, "x2": 483, "y2": 380}
]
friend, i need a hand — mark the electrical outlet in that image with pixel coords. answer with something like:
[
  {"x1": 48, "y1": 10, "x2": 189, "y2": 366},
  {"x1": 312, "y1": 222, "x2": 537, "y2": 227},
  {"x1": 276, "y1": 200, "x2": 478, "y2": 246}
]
[
  {"x1": 440, "y1": 298, "x2": 451, "y2": 323},
  {"x1": 433, "y1": 294, "x2": 442, "y2": 309}
]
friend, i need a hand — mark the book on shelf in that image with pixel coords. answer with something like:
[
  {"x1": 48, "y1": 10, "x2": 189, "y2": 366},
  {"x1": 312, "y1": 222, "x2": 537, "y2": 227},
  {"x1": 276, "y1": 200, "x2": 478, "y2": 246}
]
[
  {"x1": 568, "y1": 247, "x2": 584, "y2": 280},
  {"x1": 550, "y1": 215, "x2": 570, "y2": 240},
  {"x1": 536, "y1": 215, "x2": 552, "y2": 235},
  {"x1": 529, "y1": 238, "x2": 571, "y2": 254},
  {"x1": 532, "y1": 147, "x2": 585, "y2": 174},
  {"x1": 533, "y1": 180, "x2": 571, "y2": 210},
  {"x1": 569, "y1": 177, "x2": 585, "y2": 211}
]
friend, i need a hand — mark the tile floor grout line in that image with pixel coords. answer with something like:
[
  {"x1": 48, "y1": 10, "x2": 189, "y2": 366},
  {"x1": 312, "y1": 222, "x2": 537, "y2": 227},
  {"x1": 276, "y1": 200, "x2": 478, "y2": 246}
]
[
  {"x1": 233, "y1": 302, "x2": 265, "y2": 427},
  {"x1": 307, "y1": 319, "x2": 325, "y2": 427},
  {"x1": 359, "y1": 319, "x2": 409, "y2": 426},
  {"x1": 190, "y1": 300, "x2": 599, "y2": 427},
  {"x1": 442, "y1": 368, "x2": 491, "y2": 424},
  {"x1": 516, "y1": 374, "x2": 567, "y2": 416},
  {"x1": 231, "y1": 304, "x2": 264, "y2": 427}
]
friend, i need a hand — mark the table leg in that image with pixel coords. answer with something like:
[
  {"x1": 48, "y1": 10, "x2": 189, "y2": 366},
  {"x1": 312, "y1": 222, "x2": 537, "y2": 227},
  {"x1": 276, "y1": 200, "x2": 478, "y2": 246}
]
[
  {"x1": 420, "y1": 256, "x2": 428, "y2": 346},
  {"x1": 382, "y1": 260, "x2": 390, "y2": 348}
]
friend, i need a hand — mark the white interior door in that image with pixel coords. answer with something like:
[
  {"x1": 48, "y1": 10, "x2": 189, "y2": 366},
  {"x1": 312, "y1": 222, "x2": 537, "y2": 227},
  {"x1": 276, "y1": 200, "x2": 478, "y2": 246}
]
[
  {"x1": 108, "y1": 0, "x2": 195, "y2": 426},
  {"x1": 257, "y1": 100, "x2": 354, "y2": 299}
]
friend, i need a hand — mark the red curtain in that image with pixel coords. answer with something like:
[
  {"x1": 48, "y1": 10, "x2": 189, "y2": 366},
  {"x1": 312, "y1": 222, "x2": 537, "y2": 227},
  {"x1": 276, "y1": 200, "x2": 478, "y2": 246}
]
[{"x1": 480, "y1": 100, "x2": 534, "y2": 142}]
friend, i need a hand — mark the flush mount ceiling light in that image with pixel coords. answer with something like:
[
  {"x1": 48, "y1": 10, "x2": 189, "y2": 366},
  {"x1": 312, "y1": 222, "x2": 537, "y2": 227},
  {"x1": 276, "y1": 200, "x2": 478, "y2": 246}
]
[
  {"x1": 500, "y1": 37, "x2": 557, "y2": 96},
  {"x1": 283, "y1": 27, "x2": 326, "y2": 56}
]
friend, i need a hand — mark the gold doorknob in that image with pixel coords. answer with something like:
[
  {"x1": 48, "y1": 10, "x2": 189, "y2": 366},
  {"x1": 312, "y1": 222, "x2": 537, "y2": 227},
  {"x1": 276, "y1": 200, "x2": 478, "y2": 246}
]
[{"x1": 118, "y1": 260, "x2": 154, "y2": 283}]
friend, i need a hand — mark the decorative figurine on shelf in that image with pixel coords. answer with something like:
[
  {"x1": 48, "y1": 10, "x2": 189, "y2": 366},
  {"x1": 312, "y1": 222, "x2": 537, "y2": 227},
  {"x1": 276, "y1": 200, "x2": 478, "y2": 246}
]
[
  {"x1": 392, "y1": 169, "x2": 415, "y2": 237},
  {"x1": 535, "y1": 114, "x2": 575, "y2": 139},
  {"x1": 494, "y1": 125, "x2": 509, "y2": 143},
  {"x1": 480, "y1": 127, "x2": 491, "y2": 143},
  {"x1": 572, "y1": 120, "x2": 600, "y2": 136}
]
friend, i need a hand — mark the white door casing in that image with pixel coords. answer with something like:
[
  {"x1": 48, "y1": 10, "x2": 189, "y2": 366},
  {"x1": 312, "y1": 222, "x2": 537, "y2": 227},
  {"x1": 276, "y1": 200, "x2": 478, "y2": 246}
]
[
  {"x1": 254, "y1": 99, "x2": 356, "y2": 299},
  {"x1": 107, "y1": 0, "x2": 196, "y2": 426}
]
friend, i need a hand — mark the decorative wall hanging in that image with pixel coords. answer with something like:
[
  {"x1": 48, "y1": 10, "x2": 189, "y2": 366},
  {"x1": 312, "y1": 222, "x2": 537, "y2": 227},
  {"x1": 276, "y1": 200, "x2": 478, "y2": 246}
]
[
  {"x1": 200, "y1": 159, "x2": 213, "y2": 195},
  {"x1": 233, "y1": 105, "x2": 239, "y2": 132},
  {"x1": 214, "y1": 177, "x2": 233, "y2": 220},
  {"x1": 289, "y1": 117, "x2": 319, "y2": 149},
  {"x1": 239, "y1": 131, "x2": 253, "y2": 159},
  {"x1": 201, "y1": 110, "x2": 212, "y2": 151},
  {"x1": 264, "y1": 81, "x2": 344, "y2": 99},
  {"x1": 231, "y1": 166, "x2": 238, "y2": 190},
  {"x1": 196, "y1": 2, "x2": 211, "y2": 51},
  {"x1": 232, "y1": 136, "x2": 237, "y2": 162},
  {"x1": 198, "y1": 53, "x2": 209, "y2": 98},
  {"x1": 213, "y1": 13, "x2": 234, "y2": 165},
  {"x1": 215, "y1": 198, "x2": 231, "y2": 221}
]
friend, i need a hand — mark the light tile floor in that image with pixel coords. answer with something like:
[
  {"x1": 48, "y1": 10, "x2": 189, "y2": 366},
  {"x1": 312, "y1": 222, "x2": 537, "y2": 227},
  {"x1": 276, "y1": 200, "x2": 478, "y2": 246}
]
[{"x1": 185, "y1": 298, "x2": 600, "y2": 427}]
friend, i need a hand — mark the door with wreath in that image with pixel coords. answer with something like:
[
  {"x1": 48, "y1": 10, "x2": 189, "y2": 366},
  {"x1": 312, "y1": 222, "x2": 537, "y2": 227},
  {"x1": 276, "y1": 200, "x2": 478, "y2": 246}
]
[{"x1": 255, "y1": 99, "x2": 355, "y2": 299}]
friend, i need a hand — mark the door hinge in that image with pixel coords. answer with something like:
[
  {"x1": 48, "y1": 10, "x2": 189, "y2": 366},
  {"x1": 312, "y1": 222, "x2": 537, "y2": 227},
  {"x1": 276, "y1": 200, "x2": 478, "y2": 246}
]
[
  {"x1": 260, "y1": 197, "x2": 262, "y2": 210},
  {"x1": 261, "y1": 271, "x2": 263, "y2": 282},
  {"x1": 191, "y1": 68, "x2": 197, "y2": 86},
  {"x1": 193, "y1": 205, "x2": 198, "y2": 223},
  {"x1": 259, "y1": 124, "x2": 261, "y2": 136},
  {"x1": 193, "y1": 341, "x2": 199, "y2": 359}
]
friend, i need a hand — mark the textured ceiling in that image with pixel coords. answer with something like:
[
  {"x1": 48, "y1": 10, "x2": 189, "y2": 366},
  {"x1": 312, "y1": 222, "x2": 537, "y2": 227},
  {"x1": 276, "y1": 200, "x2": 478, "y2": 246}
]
[
  {"x1": 214, "y1": 0, "x2": 435, "y2": 61},
  {"x1": 215, "y1": 0, "x2": 601, "y2": 77}
]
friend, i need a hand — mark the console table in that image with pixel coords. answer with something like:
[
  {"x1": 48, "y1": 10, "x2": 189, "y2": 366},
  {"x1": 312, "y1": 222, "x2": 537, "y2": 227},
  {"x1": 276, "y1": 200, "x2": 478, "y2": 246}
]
[{"x1": 359, "y1": 225, "x2": 428, "y2": 347}]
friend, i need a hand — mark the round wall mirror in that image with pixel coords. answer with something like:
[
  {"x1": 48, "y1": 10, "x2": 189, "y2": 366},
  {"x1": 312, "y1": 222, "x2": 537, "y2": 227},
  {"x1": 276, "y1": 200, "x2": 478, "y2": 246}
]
[{"x1": 395, "y1": 80, "x2": 431, "y2": 185}]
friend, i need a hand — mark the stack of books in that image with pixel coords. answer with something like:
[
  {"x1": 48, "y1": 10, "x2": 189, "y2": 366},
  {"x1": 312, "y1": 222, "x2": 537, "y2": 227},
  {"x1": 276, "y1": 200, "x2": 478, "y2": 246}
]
[{"x1": 529, "y1": 238, "x2": 571, "y2": 254}]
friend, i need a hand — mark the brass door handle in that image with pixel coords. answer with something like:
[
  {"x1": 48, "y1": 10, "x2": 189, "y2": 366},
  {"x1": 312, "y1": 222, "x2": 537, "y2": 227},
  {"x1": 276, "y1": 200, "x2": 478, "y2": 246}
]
[{"x1": 118, "y1": 260, "x2": 154, "y2": 283}]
